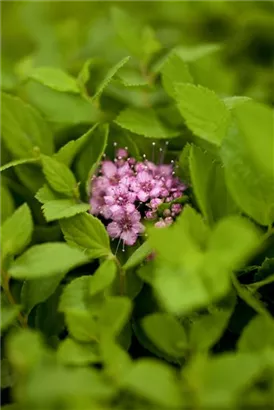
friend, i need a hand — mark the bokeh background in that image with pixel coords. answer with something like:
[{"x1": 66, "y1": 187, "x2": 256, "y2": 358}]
[{"x1": 2, "y1": 1, "x2": 274, "y2": 106}]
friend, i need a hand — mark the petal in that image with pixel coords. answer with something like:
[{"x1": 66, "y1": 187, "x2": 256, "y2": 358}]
[
  {"x1": 104, "y1": 196, "x2": 115, "y2": 206},
  {"x1": 125, "y1": 203, "x2": 136, "y2": 214},
  {"x1": 138, "y1": 171, "x2": 150, "y2": 183},
  {"x1": 121, "y1": 230, "x2": 137, "y2": 246},
  {"x1": 107, "y1": 222, "x2": 122, "y2": 238},
  {"x1": 101, "y1": 161, "x2": 117, "y2": 178},
  {"x1": 138, "y1": 190, "x2": 149, "y2": 202}
]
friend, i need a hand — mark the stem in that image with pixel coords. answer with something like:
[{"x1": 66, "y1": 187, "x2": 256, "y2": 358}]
[
  {"x1": 2, "y1": 272, "x2": 27, "y2": 328},
  {"x1": 248, "y1": 274, "x2": 274, "y2": 292},
  {"x1": 112, "y1": 255, "x2": 126, "y2": 295}
]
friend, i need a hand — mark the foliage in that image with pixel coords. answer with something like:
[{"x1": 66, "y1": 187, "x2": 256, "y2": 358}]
[{"x1": 1, "y1": 2, "x2": 274, "y2": 410}]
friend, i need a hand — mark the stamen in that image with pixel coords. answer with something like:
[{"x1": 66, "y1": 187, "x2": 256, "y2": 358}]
[
  {"x1": 152, "y1": 142, "x2": 156, "y2": 162},
  {"x1": 113, "y1": 142, "x2": 117, "y2": 147},
  {"x1": 115, "y1": 236, "x2": 122, "y2": 255}
]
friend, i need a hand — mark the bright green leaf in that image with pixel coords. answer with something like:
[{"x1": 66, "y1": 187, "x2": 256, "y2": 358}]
[
  {"x1": 121, "y1": 358, "x2": 183, "y2": 407},
  {"x1": 237, "y1": 315, "x2": 274, "y2": 352},
  {"x1": 1, "y1": 184, "x2": 15, "y2": 223},
  {"x1": 1, "y1": 203, "x2": 33, "y2": 263},
  {"x1": 57, "y1": 338, "x2": 100, "y2": 365},
  {"x1": 59, "y1": 276, "x2": 91, "y2": 313},
  {"x1": 1, "y1": 92, "x2": 54, "y2": 158},
  {"x1": 123, "y1": 241, "x2": 152, "y2": 271},
  {"x1": 99, "y1": 296, "x2": 132, "y2": 338},
  {"x1": 9, "y1": 243, "x2": 89, "y2": 280},
  {"x1": 161, "y1": 52, "x2": 193, "y2": 98},
  {"x1": 60, "y1": 212, "x2": 111, "y2": 259},
  {"x1": 175, "y1": 83, "x2": 229, "y2": 145},
  {"x1": 89, "y1": 259, "x2": 117, "y2": 296},
  {"x1": 142, "y1": 313, "x2": 187, "y2": 358},
  {"x1": 42, "y1": 200, "x2": 90, "y2": 222},
  {"x1": 1, "y1": 305, "x2": 21, "y2": 331},
  {"x1": 115, "y1": 107, "x2": 178, "y2": 139},
  {"x1": 28, "y1": 66, "x2": 80, "y2": 93},
  {"x1": 0, "y1": 157, "x2": 39, "y2": 172},
  {"x1": 41, "y1": 155, "x2": 77, "y2": 197}
]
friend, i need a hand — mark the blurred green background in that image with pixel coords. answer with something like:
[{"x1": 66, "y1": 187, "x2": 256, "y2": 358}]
[{"x1": 2, "y1": 1, "x2": 274, "y2": 105}]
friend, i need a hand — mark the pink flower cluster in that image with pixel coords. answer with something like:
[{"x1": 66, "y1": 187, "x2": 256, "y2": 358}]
[{"x1": 90, "y1": 147, "x2": 186, "y2": 247}]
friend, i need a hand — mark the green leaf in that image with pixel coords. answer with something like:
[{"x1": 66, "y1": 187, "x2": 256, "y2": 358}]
[
  {"x1": 41, "y1": 155, "x2": 78, "y2": 197},
  {"x1": 54, "y1": 125, "x2": 98, "y2": 167},
  {"x1": 184, "y1": 352, "x2": 263, "y2": 408},
  {"x1": 21, "y1": 273, "x2": 65, "y2": 314},
  {"x1": 0, "y1": 157, "x2": 39, "y2": 172},
  {"x1": 99, "y1": 296, "x2": 132, "y2": 338},
  {"x1": 161, "y1": 52, "x2": 193, "y2": 98},
  {"x1": 189, "y1": 308, "x2": 233, "y2": 352},
  {"x1": 175, "y1": 83, "x2": 229, "y2": 145},
  {"x1": 221, "y1": 120, "x2": 274, "y2": 226},
  {"x1": 1, "y1": 92, "x2": 54, "y2": 158},
  {"x1": 42, "y1": 200, "x2": 90, "y2": 222},
  {"x1": 123, "y1": 241, "x2": 152, "y2": 270},
  {"x1": 115, "y1": 107, "x2": 178, "y2": 139},
  {"x1": 1, "y1": 305, "x2": 21, "y2": 331},
  {"x1": 76, "y1": 124, "x2": 108, "y2": 194},
  {"x1": 142, "y1": 313, "x2": 187, "y2": 358},
  {"x1": 175, "y1": 43, "x2": 221, "y2": 62},
  {"x1": 65, "y1": 310, "x2": 98, "y2": 342},
  {"x1": 93, "y1": 56, "x2": 130, "y2": 100},
  {"x1": 28, "y1": 66, "x2": 80, "y2": 93},
  {"x1": 60, "y1": 212, "x2": 111, "y2": 259},
  {"x1": 9, "y1": 243, "x2": 89, "y2": 280},
  {"x1": 118, "y1": 69, "x2": 148, "y2": 87},
  {"x1": 233, "y1": 101, "x2": 274, "y2": 179},
  {"x1": 1, "y1": 184, "x2": 15, "y2": 223},
  {"x1": 189, "y1": 145, "x2": 238, "y2": 224},
  {"x1": 178, "y1": 143, "x2": 191, "y2": 184},
  {"x1": 237, "y1": 315, "x2": 274, "y2": 352},
  {"x1": 23, "y1": 81, "x2": 102, "y2": 130},
  {"x1": 77, "y1": 57, "x2": 96, "y2": 96},
  {"x1": 57, "y1": 338, "x2": 100, "y2": 365},
  {"x1": 121, "y1": 358, "x2": 183, "y2": 407},
  {"x1": 59, "y1": 276, "x2": 91, "y2": 313},
  {"x1": 1, "y1": 203, "x2": 33, "y2": 262},
  {"x1": 100, "y1": 338, "x2": 132, "y2": 384},
  {"x1": 89, "y1": 259, "x2": 117, "y2": 296},
  {"x1": 223, "y1": 96, "x2": 251, "y2": 110}
]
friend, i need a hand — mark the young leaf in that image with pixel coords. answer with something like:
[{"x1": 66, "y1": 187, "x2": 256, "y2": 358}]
[
  {"x1": 1, "y1": 203, "x2": 33, "y2": 263},
  {"x1": 57, "y1": 338, "x2": 100, "y2": 365},
  {"x1": 60, "y1": 212, "x2": 111, "y2": 259},
  {"x1": 93, "y1": 56, "x2": 130, "y2": 100},
  {"x1": 89, "y1": 259, "x2": 117, "y2": 297},
  {"x1": 21, "y1": 273, "x2": 65, "y2": 314},
  {"x1": 41, "y1": 155, "x2": 77, "y2": 197},
  {"x1": 28, "y1": 66, "x2": 80, "y2": 93},
  {"x1": 115, "y1": 108, "x2": 178, "y2": 139},
  {"x1": 9, "y1": 243, "x2": 89, "y2": 280},
  {"x1": 54, "y1": 125, "x2": 98, "y2": 167},
  {"x1": 142, "y1": 313, "x2": 187, "y2": 358},
  {"x1": 121, "y1": 359, "x2": 183, "y2": 407},
  {"x1": 42, "y1": 200, "x2": 90, "y2": 222},
  {"x1": 1, "y1": 92, "x2": 54, "y2": 158},
  {"x1": 123, "y1": 241, "x2": 152, "y2": 271},
  {"x1": 237, "y1": 315, "x2": 274, "y2": 352},
  {"x1": 175, "y1": 83, "x2": 229, "y2": 145},
  {"x1": 221, "y1": 120, "x2": 274, "y2": 226},
  {"x1": 189, "y1": 144, "x2": 238, "y2": 224},
  {"x1": 161, "y1": 52, "x2": 193, "y2": 98}
]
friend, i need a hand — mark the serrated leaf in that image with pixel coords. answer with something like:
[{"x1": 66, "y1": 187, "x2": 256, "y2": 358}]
[
  {"x1": 1, "y1": 203, "x2": 33, "y2": 263},
  {"x1": 93, "y1": 56, "x2": 130, "y2": 100},
  {"x1": 118, "y1": 69, "x2": 148, "y2": 87},
  {"x1": 175, "y1": 43, "x2": 221, "y2": 62},
  {"x1": 1, "y1": 92, "x2": 54, "y2": 158},
  {"x1": 90, "y1": 259, "x2": 117, "y2": 296},
  {"x1": 221, "y1": 120, "x2": 274, "y2": 226},
  {"x1": 60, "y1": 212, "x2": 111, "y2": 259},
  {"x1": 115, "y1": 107, "x2": 178, "y2": 139},
  {"x1": 142, "y1": 313, "x2": 187, "y2": 358},
  {"x1": 0, "y1": 157, "x2": 39, "y2": 172},
  {"x1": 175, "y1": 83, "x2": 229, "y2": 145},
  {"x1": 161, "y1": 52, "x2": 193, "y2": 98},
  {"x1": 121, "y1": 359, "x2": 183, "y2": 407},
  {"x1": 123, "y1": 241, "x2": 152, "y2": 270},
  {"x1": 21, "y1": 273, "x2": 65, "y2": 314},
  {"x1": 57, "y1": 338, "x2": 100, "y2": 365},
  {"x1": 28, "y1": 66, "x2": 80, "y2": 93},
  {"x1": 189, "y1": 145, "x2": 238, "y2": 224},
  {"x1": 42, "y1": 200, "x2": 90, "y2": 222},
  {"x1": 41, "y1": 155, "x2": 77, "y2": 197},
  {"x1": 223, "y1": 96, "x2": 251, "y2": 109},
  {"x1": 54, "y1": 125, "x2": 98, "y2": 167},
  {"x1": 9, "y1": 243, "x2": 89, "y2": 280},
  {"x1": 237, "y1": 315, "x2": 274, "y2": 352},
  {"x1": 35, "y1": 184, "x2": 65, "y2": 203}
]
